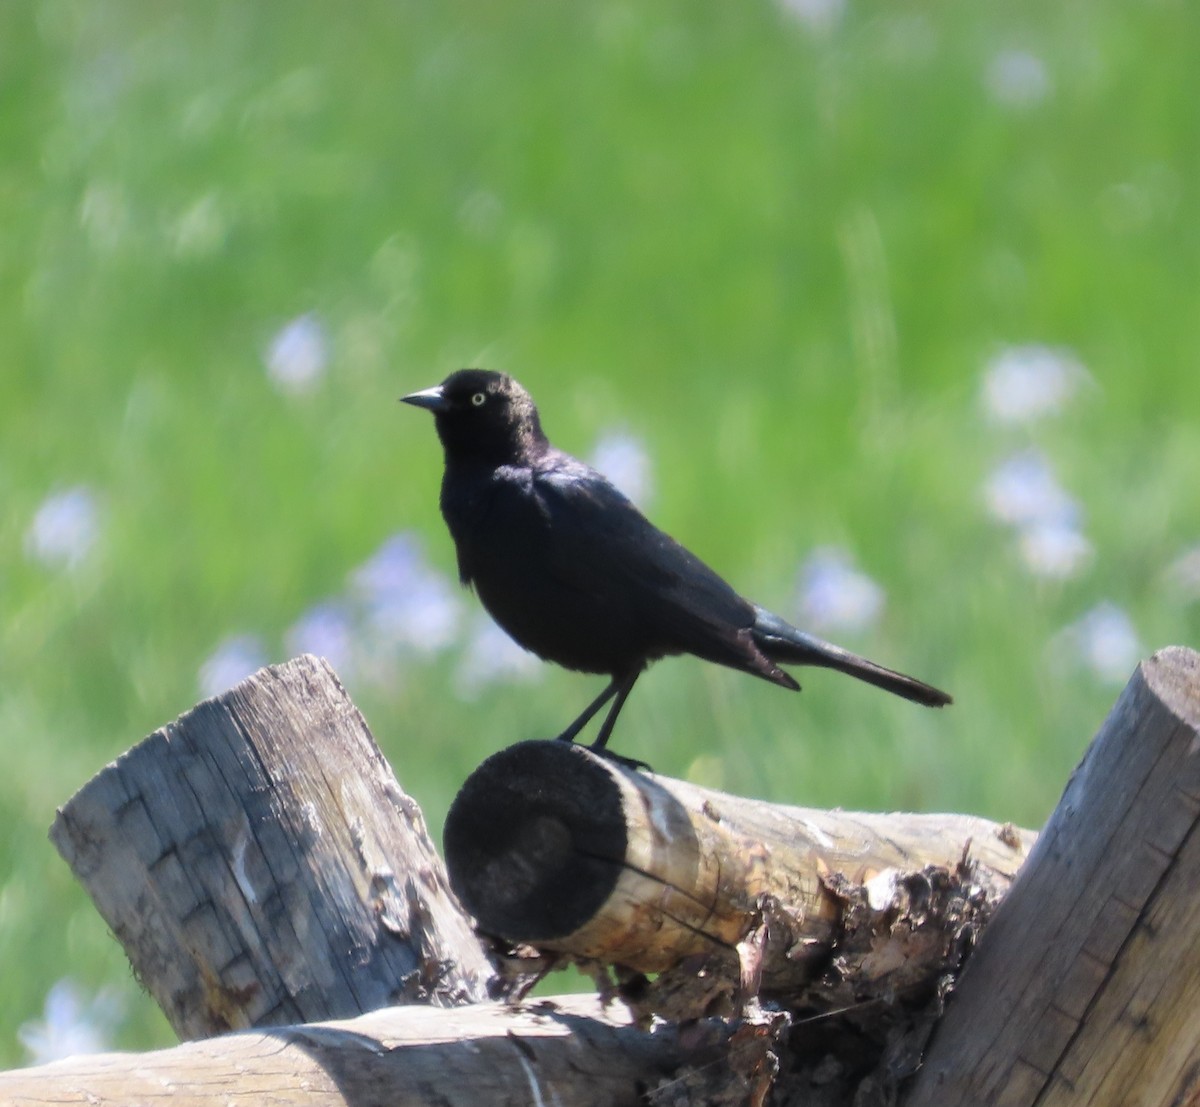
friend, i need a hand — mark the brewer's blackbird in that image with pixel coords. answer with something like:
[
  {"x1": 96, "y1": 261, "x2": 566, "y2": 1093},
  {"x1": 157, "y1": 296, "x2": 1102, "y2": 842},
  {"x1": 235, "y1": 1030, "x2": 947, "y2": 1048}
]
[{"x1": 403, "y1": 369, "x2": 951, "y2": 752}]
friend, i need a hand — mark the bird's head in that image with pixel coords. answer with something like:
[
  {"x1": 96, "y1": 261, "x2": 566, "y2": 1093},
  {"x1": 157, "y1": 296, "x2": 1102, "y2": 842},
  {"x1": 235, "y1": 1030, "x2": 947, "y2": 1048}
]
[{"x1": 402, "y1": 369, "x2": 548, "y2": 465}]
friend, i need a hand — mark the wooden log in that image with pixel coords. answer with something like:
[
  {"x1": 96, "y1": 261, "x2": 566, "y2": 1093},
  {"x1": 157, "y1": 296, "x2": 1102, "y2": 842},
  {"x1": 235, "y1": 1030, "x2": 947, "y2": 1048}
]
[
  {"x1": 0, "y1": 994, "x2": 765, "y2": 1107},
  {"x1": 902, "y1": 646, "x2": 1200, "y2": 1107},
  {"x1": 49, "y1": 654, "x2": 496, "y2": 1040},
  {"x1": 444, "y1": 739, "x2": 1035, "y2": 995}
]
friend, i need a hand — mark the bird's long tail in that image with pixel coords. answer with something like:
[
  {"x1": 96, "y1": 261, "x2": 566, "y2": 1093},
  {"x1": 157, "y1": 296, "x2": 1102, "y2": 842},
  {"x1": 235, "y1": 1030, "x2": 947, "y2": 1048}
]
[{"x1": 751, "y1": 606, "x2": 953, "y2": 708}]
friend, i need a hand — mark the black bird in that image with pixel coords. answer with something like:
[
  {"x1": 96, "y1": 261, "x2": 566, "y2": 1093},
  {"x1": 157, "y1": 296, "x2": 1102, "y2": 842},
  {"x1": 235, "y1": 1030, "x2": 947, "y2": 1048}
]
[{"x1": 403, "y1": 369, "x2": 951, "y2": 752}]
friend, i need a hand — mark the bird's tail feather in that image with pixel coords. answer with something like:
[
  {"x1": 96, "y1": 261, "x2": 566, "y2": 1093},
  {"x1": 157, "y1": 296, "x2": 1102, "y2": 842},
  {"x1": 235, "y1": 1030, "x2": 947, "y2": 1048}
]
[{"x1": 751, "y1": 607, "x2": 952, "y2": 708}]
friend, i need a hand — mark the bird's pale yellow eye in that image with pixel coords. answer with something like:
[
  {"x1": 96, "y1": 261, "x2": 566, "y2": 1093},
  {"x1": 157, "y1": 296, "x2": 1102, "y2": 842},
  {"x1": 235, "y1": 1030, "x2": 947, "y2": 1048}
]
[{"x1": 471, "y1": 392, "x2": 486, "y2": 407}]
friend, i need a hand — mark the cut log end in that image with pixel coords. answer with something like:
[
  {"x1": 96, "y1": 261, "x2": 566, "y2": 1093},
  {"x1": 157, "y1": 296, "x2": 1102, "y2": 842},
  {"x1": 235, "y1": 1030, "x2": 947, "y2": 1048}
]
[
  {"x1": 444, "y1": 739, "x2": 1035, "y2": 998},
  {"x1": 444, "y1": 740, "x2": 630, "y2": 942},
  {"x1": 1146, "y1": 644, "x2": 1200, "y2": 728}
]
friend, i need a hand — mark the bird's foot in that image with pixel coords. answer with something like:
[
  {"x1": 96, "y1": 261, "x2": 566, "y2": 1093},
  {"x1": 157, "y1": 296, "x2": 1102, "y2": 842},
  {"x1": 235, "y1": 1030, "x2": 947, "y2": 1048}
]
[
  {"x1": 551, "y1": 732, "x2": 651, "y2": 772},
  {"x1": 586, "y1": 744, "x2": 653, "y2": 773}
]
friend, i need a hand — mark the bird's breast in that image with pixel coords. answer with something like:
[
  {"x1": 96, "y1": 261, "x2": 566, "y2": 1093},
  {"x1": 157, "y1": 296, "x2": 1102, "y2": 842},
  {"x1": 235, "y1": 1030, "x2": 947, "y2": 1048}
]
[{"x1": 439, "y1": 467, "x2": 659, "y2": 674}]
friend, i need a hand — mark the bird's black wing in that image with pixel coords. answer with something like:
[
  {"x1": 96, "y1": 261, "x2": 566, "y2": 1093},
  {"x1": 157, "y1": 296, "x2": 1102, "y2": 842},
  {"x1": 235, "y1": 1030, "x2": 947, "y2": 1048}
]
[{"x1": 528, "y1": 458, "x2": 787, "y2": 679}]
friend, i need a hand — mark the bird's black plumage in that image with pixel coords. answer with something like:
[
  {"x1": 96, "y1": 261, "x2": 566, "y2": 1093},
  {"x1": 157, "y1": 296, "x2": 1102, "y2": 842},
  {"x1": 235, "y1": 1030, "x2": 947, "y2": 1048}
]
[{"x1": 403, "y1": 369, "x2": 951, "y2": 752}]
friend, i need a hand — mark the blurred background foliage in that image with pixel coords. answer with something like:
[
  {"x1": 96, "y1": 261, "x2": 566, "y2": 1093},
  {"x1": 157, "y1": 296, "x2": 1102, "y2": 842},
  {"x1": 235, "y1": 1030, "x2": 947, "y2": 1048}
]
[{"x1": 3, "y1": 0, "x2": 1198, "y2": 1065}]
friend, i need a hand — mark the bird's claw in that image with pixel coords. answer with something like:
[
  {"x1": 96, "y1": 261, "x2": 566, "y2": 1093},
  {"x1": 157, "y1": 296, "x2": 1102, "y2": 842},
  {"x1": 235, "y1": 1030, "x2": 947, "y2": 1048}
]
[{"x1": 586, "y1": 745, "x2": 653, "y2": 773}]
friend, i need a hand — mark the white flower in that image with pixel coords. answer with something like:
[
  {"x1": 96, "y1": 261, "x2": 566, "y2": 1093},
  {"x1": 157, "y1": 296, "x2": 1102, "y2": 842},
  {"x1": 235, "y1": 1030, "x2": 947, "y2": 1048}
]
[{"x1": 797, "y1": 547, "x2": 885, "y2": 634}]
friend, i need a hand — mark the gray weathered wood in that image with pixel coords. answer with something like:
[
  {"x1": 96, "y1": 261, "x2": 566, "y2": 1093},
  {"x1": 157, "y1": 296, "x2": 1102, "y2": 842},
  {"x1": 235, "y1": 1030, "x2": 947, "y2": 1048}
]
[
  {"x1": 445, "y1": 739, "x2": 1035, "y2": 996},
  {"x1": 902, "y1": 646, "x2": 1200, "y2": 1107},
  {"x1": 35, "y1": 647, "x2": 1200, "y2": 1105},
  {"x1": 49, "y1": 654, "x2": 495, "y2": 1039},
  {"x1": 0, "y1": 994, "x2": 754, "y2": 1107}
]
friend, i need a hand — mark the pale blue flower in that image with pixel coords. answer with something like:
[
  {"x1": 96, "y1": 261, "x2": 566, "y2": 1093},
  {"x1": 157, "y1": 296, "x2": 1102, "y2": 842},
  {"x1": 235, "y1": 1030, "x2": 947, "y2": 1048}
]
[
  {"x1": 776, "y1": 0, "x2": 845, "y2": 34},
  {"x1": 285, "y1": 602, "x2": 356, "y2": 676},
  {"x1": 266, "y1": 313, "x2": 328, "y2": 395},
  {"x1": 1164, "y1": 544, "x2": 1200, "y2": 601},
  {"x1": 25, "y1": 486, "x2": 101, "y2": 571},
  {"x1": 984, "y1": 451, "x2": 1092, "y2": 580},
  {"x1": 350, "y1": 533, "x2": 463, "y2": 658},
  {"x1": 984, "y1": 450, "x2": 1078, "y2": 528},
  {"x1": 198, "y1": 634, "x2": 268, "y2": 698},
  {"x1": 589, "y1": 428, "x2": 653, "y2": 508},
  {"x1": 1059, "y1": 603, "x2": 1142, "y2": 685},
  {"x1": 797, "y1": 547, "x2": 885, "y2": 634},
  {"x1": 455, "y1": 615, "x2": 542, "y2": 699},
  {"x1": 985, "y1": 49, "x2": 1051, "y2": 109},
  {"x1": 1017, "y1": 520, "x2": 1094, "y2": 580},
  {"x1": 19, "y1": 979, "x2": 125, "y2": 1065},
  {"x1": 981, "y1": 345, "x2": 1087, "y2": 425}
]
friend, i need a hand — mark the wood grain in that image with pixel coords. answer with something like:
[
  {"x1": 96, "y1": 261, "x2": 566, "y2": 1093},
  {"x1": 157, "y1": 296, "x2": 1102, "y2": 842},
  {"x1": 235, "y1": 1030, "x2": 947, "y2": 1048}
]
[
  {"x1": 0, "y1": 994, "x2": 743, "y2": 1107},
  {"x1": 902, "y1": 646, "x2": 1200, "y2": 1107},
  {"x1": 445, "y1": 738, "x2": 1035, "y2": 993},
  {"x1": 50, "y1": 654, "x2": 495, "y2": 1039}
]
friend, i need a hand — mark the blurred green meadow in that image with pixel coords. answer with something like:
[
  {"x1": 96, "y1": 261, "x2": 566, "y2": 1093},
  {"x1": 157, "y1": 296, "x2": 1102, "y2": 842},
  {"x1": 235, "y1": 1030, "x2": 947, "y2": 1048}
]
[{"x1": 3, "y1": 0, "x2": 1199, "y2": 1065}]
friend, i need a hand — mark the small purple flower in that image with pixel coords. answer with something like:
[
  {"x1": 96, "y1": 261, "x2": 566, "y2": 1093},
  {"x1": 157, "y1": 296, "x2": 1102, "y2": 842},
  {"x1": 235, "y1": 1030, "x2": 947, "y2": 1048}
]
[
  {"x1": 265, "y1": 313, "x2": 328, "y2": 395},
  {"x1": 589, "y1": 428, "x2": 653, "y2": 508},
  {"x1": 19, "y1": 979, "x2": 125, "y2": 1065},
  {"x1": 24, "y1": 486, "x2": 101, "y2": 571},
  {"x1": 198, "y1": 634, "x2": 268, "y2": 699},
  {"x1": 797, "y1": 547, "x2": 885, "y2": 634}
]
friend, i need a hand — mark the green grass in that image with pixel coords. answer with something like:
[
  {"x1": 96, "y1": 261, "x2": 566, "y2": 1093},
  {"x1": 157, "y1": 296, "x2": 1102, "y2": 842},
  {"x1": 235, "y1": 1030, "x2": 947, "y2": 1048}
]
[{"x1": 3, "y1": 0, "x2": 1199, "y2": 1066}]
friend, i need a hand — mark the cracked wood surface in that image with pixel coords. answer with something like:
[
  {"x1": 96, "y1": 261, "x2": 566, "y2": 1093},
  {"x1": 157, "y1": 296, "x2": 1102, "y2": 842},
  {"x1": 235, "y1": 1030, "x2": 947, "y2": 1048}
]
[
  {"x1": 903, "y1": 646, "x2": 1200, "y2": 1107},
  {"x1": 444, "y1": 738, "x2": 1035, "y2": 994},
  {"x1": 0, "y1": 994, "x2": 730, "y2": 1107},
  {"x1": 49, "y1": 655, "x2": 495, "y2": 1039}
]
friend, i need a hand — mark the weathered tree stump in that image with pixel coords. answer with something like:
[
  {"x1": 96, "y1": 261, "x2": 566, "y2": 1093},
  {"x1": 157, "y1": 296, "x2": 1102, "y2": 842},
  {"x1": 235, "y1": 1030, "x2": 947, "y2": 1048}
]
[
  {"x1": 902, "y1": 645, "x2": 1200, "y2": 1106},
  {"x1": 49, "y1": 654, "x2": 495, "y2": 1039},
  {"x1": 444, "y1": 739, "x2": 1034, "y2": 997}
]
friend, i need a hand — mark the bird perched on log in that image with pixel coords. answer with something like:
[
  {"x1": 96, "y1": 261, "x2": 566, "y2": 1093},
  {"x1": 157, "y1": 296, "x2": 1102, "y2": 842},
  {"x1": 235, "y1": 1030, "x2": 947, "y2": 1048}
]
[{"x1": 403, "y1": 369, "x2": 951, "y2": 754}]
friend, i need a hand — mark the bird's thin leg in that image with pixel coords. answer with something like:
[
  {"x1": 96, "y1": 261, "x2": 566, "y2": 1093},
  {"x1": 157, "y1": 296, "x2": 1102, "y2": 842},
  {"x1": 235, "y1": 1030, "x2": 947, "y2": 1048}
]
[
  {"x1": 589, "y1": 671, "x2": 639, "y2": 751},
  {"x1": 554, "y1": 678, "x2": 622, "y2": 744}
]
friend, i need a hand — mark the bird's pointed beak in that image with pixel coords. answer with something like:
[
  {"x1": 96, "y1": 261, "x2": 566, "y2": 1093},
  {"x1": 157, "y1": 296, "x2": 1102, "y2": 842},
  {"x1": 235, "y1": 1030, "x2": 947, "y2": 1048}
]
[{"x1": 400, "y1": 384, "x2": 447, "y2": 412}]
